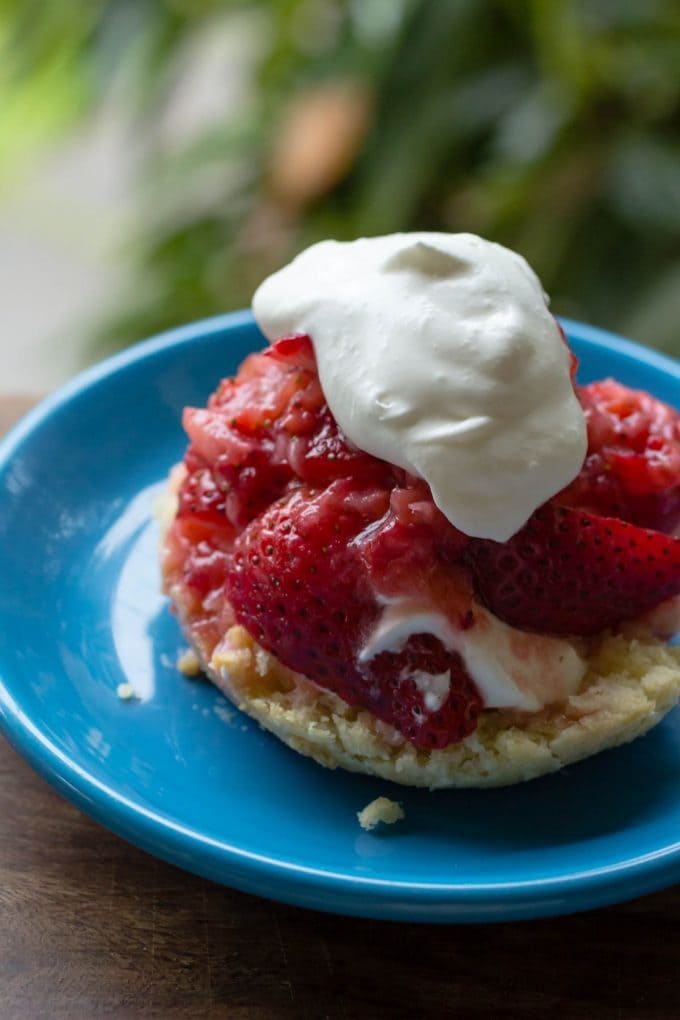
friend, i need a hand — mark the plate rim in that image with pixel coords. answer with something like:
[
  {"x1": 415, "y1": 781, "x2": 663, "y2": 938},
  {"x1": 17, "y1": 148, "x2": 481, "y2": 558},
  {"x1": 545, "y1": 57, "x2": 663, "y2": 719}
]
[{"x1": 1, "y1": 312, "x2": 680, "y2": 923}]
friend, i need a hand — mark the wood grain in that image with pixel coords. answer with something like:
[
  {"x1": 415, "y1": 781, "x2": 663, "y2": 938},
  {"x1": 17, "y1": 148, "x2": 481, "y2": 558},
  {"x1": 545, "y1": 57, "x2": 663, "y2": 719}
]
[{"x1": 1, "y1": 396, "x2": 680, "y2": 1019}]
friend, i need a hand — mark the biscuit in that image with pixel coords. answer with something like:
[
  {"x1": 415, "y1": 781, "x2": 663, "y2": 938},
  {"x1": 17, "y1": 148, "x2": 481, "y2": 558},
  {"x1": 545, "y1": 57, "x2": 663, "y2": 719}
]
[{"x1": 196, "y1": 620, "x2": 680, "y2": 788}]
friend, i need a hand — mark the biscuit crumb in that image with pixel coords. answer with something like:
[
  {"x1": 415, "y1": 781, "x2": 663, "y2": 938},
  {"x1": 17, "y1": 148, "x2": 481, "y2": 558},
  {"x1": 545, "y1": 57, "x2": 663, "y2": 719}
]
[
  {"x1": 177, "y1": 648, "x2": 203, "y2": 677},
  {"x1": 116, "y1": 682, "x2": 137, "y2": 701},
  {"x1": 357, "y1": 796, "x2": 405, "y2": 831}
]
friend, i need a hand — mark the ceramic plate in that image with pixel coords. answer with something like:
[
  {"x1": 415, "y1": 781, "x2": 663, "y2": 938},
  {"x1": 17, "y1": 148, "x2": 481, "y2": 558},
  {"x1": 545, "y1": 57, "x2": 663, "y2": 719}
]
[{"x1": 1, "y1": 312, "x2": 679, "y2": 923}]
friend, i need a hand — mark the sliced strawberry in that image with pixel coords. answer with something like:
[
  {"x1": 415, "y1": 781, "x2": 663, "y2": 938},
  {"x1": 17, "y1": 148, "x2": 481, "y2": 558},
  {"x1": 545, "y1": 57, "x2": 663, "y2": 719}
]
[
  {"x1": 213, "y1": 451, "x2": 293, "y2": 529},
  {"x1": 177, "y1": 450, "x2": 228, "y2": 524},
  {"x1": 286, "y1": 405, "x2": 395, "y2": 487},
  {"x1": 360, "y1": 479, "x2": 470, "y2": 601},
  {"x1": 226, "y1": 482, "x2": 483, "y2": 748},
  {"x1": 227, "y1": 482, "x2": 382, "y2": 676},
  {"x1": 266, "y1": 332, "x2": 318, "y2": 373},
  {"x1": 560, "y1": 380, "x2": 680, "y2": 532},
  {"x1": 170, "y1": 517, "x2": 233, "y2": 600},
  {"x1": 369, "y1": 634, "x2": 482, "y2": 746},
  {"x1": 466, "y1": 504, "x2": 680, "y2": 636},
  {"x1": 181, "y1": 335, "x2": 396, "y2": 525},
  {"x1": 211, "y1": 341, "x2": 313, "y2": 434}
]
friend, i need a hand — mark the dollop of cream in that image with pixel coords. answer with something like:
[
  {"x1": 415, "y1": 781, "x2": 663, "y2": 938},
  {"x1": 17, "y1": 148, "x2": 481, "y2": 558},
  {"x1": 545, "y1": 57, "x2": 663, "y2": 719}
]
[{"x1": 253, "y1": 232, "x2": 587, "y2": 541}]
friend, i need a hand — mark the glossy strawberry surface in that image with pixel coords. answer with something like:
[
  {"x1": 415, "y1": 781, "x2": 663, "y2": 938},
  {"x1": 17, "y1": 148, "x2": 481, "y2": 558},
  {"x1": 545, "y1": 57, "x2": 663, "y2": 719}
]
[
  {"x1": 559, "y1": 379, "x2": 680, "y2": 533},
  {"x1": 228, "y1": 483, "x2": 483, "y2": 748},
  {"x1": 466, "y1": 504, "x2": 680, "y2": 636}
]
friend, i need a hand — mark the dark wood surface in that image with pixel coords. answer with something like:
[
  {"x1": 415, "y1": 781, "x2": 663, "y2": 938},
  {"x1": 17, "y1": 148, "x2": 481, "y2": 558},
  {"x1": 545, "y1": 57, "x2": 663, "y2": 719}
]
[{"x1": 2, "y1": 395, "x2": 680, "y2": 1020}]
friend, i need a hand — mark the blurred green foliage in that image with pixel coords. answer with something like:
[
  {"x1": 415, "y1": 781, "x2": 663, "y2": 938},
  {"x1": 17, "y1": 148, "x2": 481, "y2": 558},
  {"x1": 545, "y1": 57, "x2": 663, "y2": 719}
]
[{"x1": 2, "y1": 0, "x2": 679, "y2": 355}]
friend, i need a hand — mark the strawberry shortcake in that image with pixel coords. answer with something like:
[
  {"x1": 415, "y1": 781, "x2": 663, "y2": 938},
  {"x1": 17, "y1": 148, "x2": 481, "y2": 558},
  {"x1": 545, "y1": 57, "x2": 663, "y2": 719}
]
[{"x1": 160, "y1": 234, "x2": 680, "y2": 787}]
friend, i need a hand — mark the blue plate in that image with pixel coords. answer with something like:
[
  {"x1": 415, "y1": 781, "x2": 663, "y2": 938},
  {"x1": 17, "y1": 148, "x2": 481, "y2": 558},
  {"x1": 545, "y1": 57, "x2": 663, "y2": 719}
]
[{"x1": 1, "y1": 312, "x2": 679, "y2": 923}]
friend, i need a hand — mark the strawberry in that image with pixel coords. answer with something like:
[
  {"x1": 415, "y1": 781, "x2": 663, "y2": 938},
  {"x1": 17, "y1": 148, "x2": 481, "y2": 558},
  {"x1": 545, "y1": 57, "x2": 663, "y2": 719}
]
[
  {"x1": 177, "y1": 449, "x2": 228, "y2": 525},
  {"x1": 466, "y1": 504, "x2": 680, "y2": 636},
  {"x1": 170, "y1": 335, "x2": 680, "y2": 749},
  {"x1": 560, "y1": 380, "x2": 680, "y2": 533},
  {"x1": 180, "y1": 335, "x2": 395, "y2": 528},
  {"x1": 361, "y1": 479, "x2": 471, "y2": 597},
  {"x1": 368, "y1": 634, "x2": 482, "y2": 746},
  {"x1": 227, "y1": 482, "x2": 483, "y2": 748},
  {"x1": 213, "y1": 451, "x2": 294, "y2": 530},
  {"x1": 168, "y1": 516, "x2": 234, "y2": 601}
]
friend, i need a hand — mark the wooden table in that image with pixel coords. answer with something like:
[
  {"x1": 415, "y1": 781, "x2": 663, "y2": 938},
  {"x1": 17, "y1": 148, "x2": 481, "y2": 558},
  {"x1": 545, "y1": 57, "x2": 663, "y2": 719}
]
[{"x1": 2, "y1": 395, "x2": 680, "y2": 1019}]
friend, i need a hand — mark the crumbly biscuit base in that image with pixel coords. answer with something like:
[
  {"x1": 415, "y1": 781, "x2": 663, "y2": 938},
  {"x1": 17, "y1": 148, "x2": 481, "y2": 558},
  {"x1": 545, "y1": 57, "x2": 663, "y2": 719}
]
[
  {"x1": 199, "y1": 622, "x2": 680, "y2": 789},
  {"x1": 160, "y1": 480, "x2": 680, "y2": 788}
]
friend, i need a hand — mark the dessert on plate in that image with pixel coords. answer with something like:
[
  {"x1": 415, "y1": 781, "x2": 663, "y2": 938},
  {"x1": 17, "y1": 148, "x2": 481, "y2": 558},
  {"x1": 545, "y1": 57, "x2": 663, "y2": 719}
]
[{"x1": 159, "y1": 233, "x2": 680, "y2": 787}]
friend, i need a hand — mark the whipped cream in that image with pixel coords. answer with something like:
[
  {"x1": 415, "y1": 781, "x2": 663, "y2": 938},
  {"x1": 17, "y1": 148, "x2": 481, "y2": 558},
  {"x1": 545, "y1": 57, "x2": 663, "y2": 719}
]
[
  {"x1": 360, "y1": 599, "x2": 586, "y2": 712},
  {"x1": 253, "y1": 232, "x2": 587, "y2": 541}
]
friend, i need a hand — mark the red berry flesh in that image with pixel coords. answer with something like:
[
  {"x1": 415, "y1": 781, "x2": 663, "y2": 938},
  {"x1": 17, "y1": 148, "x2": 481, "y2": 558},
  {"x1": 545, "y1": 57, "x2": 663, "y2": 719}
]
[
  {"x1": 559, "y1": 379, "x2": 680, "y2": 532},
  {"x1": 227, "y1": 483, "x2": 483, "y2": 748},
  {"x1": 466, "y1": 504, "x2": 680, "y2": 636}
]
